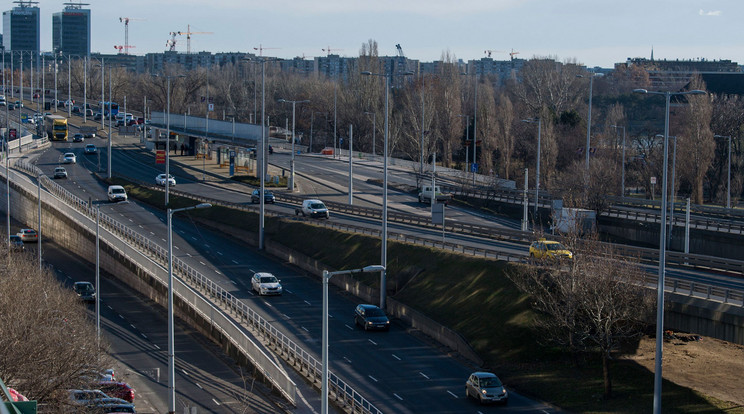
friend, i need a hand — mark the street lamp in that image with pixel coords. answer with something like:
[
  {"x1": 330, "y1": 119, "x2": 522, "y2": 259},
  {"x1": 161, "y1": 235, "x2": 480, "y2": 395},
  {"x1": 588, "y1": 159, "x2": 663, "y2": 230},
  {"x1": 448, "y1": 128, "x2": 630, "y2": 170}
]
[
  {"x1": 457, "y1": 114, "x2": 470, "y2": 172},
  {"x1": 278, "y1": 98, "x2": 310, "y2": 192},
  {"x1": 364, "y1": 111, "x2": 376, "y2": 156},
  {"x1": 155, "y1": 74, "x2": 185, "y2": 207},
  {"x1": 361, "y1": 69, "x2": 413, "y2": 310},
  {"x1": 167, "y1": 202, "x2": 212, "y2": 414},
  {"x1": 460, "y1": 71, "x2": 479, "y2": 185},
  {"x1": 633, "y1": 87, "x2": 706, "y2": 414},
  {"x1": 321, "y1": 264, "x2": 385, "y2": 414},
  {"x1": 522, "y1": 117, "x2": 542, "y2": 216},
  {"x1": 610, "y1": 125, "x2": 627, "y2": 197},
  {"x1": 714, "y1": 135, "x2": 732, "y2": 209},
  {"x1": 578, "y1": 73, "x2": 597, "y2": 171}
]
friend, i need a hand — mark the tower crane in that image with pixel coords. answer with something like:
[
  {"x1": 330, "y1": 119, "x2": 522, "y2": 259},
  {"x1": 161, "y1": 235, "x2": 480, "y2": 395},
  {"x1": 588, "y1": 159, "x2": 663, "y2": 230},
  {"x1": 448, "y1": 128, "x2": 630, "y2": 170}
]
[
  {"x1": 322, "y1": 47, "x2": 343, "y2": 56},
  {"x1": 114, "y1": 45, "x2": 136, "y2": 54},
  {"x1": 253, "y1": 44, "x2": 280, "y2": 57},
  {"x1": 177, "y1": 24, "x2": 213, "y2": 54},
  {"x1": 166, "y1": 32, "x2": 178, "y2": 52},
  {"x1": 395, "y1": 44, "x2": 405, "y2": 58},
  {"x1": 119, "y1": 17, "x2": 144, "y2": 55},
  {"x1": 509, "y1": 49, "x2": 520, "y2": 60}
]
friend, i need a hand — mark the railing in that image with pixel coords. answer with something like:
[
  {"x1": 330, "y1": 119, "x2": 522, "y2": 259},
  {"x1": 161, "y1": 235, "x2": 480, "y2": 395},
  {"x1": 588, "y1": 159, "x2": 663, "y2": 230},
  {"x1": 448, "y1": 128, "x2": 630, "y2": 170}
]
[{"x1": 14, "y1": 160, "x2": 386, "y2": 413}]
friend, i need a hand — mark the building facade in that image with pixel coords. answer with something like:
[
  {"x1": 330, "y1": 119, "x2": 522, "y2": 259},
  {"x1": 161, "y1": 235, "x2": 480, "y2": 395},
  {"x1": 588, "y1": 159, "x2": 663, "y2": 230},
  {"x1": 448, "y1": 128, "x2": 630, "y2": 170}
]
[
  {"x1": 2, "y1": 1, "x2": 40, "y2": 53},
  {"x1": 52, "y1": 4, "x2": 91, "y2": 56}
]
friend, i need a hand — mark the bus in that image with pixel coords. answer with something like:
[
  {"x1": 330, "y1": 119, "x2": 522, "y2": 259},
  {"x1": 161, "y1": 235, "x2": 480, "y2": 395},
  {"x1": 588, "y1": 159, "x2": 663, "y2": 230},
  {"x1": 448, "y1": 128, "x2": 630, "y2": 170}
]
[
  {"x1": 44, "y1": 114, "x2": 68, "y2": 141},
  {"x1": 99, "y1": 101, "x2": 120, "y2": 118}
]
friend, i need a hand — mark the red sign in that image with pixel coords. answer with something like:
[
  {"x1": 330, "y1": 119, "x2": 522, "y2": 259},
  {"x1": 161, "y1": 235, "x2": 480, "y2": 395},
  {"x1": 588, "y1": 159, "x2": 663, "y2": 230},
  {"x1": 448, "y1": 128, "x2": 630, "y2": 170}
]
[
  {"x1": 9, "y1": 129, "x2": 17, "y2": 139},
  {"x1": 156, "y1": 150, "x2": 165, "y2": 164}
]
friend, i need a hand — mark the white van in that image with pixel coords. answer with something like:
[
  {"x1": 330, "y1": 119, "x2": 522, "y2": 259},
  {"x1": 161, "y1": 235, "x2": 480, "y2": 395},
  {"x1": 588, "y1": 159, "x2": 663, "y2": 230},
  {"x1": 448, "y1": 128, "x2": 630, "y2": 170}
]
[{"x1": 107, "y1": 185, "x2": 128, "y2": 202}]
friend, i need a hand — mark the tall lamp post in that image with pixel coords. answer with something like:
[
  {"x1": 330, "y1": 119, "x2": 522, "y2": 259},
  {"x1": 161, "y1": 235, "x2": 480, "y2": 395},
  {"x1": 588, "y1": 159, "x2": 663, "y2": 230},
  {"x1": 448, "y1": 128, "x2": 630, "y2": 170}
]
[
  {"x1": 610, "y1": 125, "x2": 627, "y2": 197},
  {"x1": 167, "y1": 202, "x2": 212, "y2": 414},
  {"x1": 361, "y1": 69, "x2": 413, "y2": 310},
  {"x1": 578, "y1": 73, "x2": 597, "y2": 171},
  {"x1": 522, "y1": 117, "x2": 542, "y2": 216},
  {"x1": 278, "y1": 98, "x2": 309, "y2": 192},
  {"x1": 633, "y1": 88, "x2": 706, "y2": 414},
  {"x1": 321, "y1": 265, "x2": 385, "y2": 414},
  {"x1": 155, "y1": 74, "x2": 185, "y2": 206},
  {"x1": 460, "y1": 71, "x2": 479, "y2": 185},
  {"x1": 714, "y1": 135, "x2": 732, "y2": 209},
  {"x1": 37, "y1": 174, "x2": 42, "y2": 270}
]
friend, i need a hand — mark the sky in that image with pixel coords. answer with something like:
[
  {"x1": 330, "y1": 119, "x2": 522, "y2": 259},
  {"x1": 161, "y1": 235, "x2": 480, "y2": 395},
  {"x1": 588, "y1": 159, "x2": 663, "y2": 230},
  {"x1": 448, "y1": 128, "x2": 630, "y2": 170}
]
[{"x1": 16, "y1": 0, "x2": 744, "y2": 68}]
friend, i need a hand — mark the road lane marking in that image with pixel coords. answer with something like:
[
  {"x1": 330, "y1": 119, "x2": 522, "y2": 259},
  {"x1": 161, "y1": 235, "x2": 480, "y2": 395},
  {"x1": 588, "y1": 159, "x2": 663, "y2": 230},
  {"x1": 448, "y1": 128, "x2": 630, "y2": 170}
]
[
  {"x1": 447, "y1": 390, "x2": 458, "y2": 398},
  {"x1": 264, "y1": 302, "x2": 273, "y2": 308},
  {"x1": 232, "y1": 260, "x2": 239, "y2": 264},
  {"x1": 304, "y1": 300, "x2": 312, "y2": 306},
  {"x1": 368, "y1": 375, "x2": 378, "y2": 382},
  {"x1": 141, "y1": 334, "x2": 147, "y2": 339},
  {"x1": 217, "y1": 251, "x2": 223, "y2": 256},
  {"x1": 419, "y1": 372, "x2": 430, "y2": 379},
  {"x1": 302, "y1": 326, "x2": 309, "y2": 332},
  {"x1": 153, "y1": 344, "x2": 160, "y2": 350},
  {"x1": 196, "y1": 383, "x2": 203, "y2": 389},
  {"x1": 130, "y1": 324, "x2": 136, "y2": 329},
  {"x1": 214, "y1": 270, "x2": 221, "y2": 275},
  {"x1": 182, "y1": 369, "x2": 189, "y2": 376},
  {"x1": 118, "y1": 314, "x2": 124, "y2": 319},
  {"x1": 186, "y1": 253, "x2": 192, "y2": 257},
  {"x1": 212, "y1": 398, "x2": 221, "y2": 406},
  {"x1": 204, "y1": 244, "x2": 210, "y2": 248},
  {"x1": 285, "y1": 289, "x2": 293, "y2": 294},
  {"x1": 199, "y1": 261, "x2": 206, "y2": 265},
  {"x1": 191, "y1": 236, "x2": 197, "y2": 241},
  {"x1": 343, "y1": 357, "x2": 351, "y2": 364},
  {"x1": 368, "y1": 339, "x2": 377, "y2": 345},
  {"x1": 282, "y1": 314, "x2": 291, "y2": 319},
  {"x1": 149, "y1": 232, "x2": 155, "y2": 236},
  {"x1": 345, "y1": 324, "x2": 354, "y2": 330},
  {"x1": 394, "y1": 393, "x2": 403, "y2": 401},
  {"x1": 174, "y1": 246, "x2": 180, "y2": 250},
  {"x1": 392, "y1": 354, "x2": 401, "y2": 361}
]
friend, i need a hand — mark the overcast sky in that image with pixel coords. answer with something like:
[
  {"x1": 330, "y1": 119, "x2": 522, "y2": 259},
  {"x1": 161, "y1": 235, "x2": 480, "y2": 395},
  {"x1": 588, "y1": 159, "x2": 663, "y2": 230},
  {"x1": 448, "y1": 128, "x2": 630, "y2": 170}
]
[{"x1": 22, "y1": 0, "x2": 744, "y2": 68}]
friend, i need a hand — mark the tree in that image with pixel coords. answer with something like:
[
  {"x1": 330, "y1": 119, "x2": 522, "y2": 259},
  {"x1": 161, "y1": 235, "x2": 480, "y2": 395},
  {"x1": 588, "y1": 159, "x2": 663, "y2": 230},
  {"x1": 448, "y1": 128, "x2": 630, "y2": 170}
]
[
  {"x1": 508, "y1": 233, "x2": 653, "y2": 398},
  {"x1": 0, "y1": 254, "x2": 111, "y2": 410},
  {"x1": 495, "y1": 93, "x2": 515, "y2": 179},
  {"x1": 678, "y1": 77, "x2": 714, "y2": 204}
]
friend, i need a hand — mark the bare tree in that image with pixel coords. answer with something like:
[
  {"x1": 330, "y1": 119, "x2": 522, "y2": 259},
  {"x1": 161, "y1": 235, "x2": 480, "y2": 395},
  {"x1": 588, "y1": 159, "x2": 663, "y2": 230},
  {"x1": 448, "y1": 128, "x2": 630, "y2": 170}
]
[
  {"x1": 679, "y1": 76, "x2": 715, "y2": 204},
  {"x1": 508, "y1": 234, "x2": 653, "y2": 398},
  {"x1": 495, "y1": 93, "x2": 515, "y2": 180}
]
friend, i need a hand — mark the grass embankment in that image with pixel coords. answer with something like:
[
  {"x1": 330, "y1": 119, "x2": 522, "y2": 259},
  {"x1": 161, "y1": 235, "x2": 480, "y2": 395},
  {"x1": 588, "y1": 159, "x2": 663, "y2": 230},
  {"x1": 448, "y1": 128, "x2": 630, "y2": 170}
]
[{"x1": 107, "y1": 177, "x2": 740, "y2": 413}]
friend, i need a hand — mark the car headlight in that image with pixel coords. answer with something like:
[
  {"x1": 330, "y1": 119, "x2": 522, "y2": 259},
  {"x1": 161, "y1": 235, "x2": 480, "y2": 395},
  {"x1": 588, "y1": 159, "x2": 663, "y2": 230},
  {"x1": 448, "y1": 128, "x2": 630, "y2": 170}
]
[{"x1": 481, "y1": 389, "x2": 487, "y2": 395}]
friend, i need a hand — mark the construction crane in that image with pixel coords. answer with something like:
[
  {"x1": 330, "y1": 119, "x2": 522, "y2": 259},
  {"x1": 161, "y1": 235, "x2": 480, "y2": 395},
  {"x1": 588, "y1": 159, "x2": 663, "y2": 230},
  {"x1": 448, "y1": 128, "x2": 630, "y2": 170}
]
[
  {"x1": 119, "y1": 17, "x2": 144, "y2": 55},
  {"x1": 177, "y1": 24, "x2": 213, "y2": 54},
  {"x1": 166, "y1": 32, "x2": 178, "y2": 52},
  {"x1": 253, "y1": 44, "x2": 280, "y2": 57},
  {"x1": 484, "y1": 49, "x2": 506, "y2": 58},
  {"x1": 509, "y1": 49, "x2": 520, "y2": 60},
  {"x1": 322, "y1": 47, "x2": 343, "y2": 56},
  {"x1": 114, "y1": 45, "x2": 136, "y2": 54},
  {"x1": 395, "y1": 44, "x2": 405, "y2": 58}
]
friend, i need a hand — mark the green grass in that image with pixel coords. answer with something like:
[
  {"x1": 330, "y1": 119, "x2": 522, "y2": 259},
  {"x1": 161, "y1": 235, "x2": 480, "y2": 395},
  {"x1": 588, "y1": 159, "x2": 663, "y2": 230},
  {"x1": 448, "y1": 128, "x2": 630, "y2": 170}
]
[{"x1": 111, "y1": 178, "x2": 741, "y2": 413}]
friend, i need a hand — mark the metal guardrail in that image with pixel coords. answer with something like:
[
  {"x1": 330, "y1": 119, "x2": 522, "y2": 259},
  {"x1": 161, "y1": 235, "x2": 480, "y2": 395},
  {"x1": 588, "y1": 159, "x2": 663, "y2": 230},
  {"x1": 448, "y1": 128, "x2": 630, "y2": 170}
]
[{"x1": 16, "y1": 160, "x2": 387, "y2": 413}]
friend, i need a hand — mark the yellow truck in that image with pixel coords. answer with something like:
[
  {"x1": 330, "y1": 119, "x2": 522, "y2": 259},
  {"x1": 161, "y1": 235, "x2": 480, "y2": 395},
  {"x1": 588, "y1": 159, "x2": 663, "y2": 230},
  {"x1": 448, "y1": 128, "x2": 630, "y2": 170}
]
[{"x1": 44, "y1": 114, "x2": 68, "y2": 141}]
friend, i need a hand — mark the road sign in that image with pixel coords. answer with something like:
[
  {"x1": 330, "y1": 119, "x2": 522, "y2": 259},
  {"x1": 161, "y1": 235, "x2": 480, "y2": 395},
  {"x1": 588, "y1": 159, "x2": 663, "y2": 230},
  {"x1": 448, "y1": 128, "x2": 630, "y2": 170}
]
[
  {"x1": 208, "y1": 103, "x2": 214, "y2": 112},
  {"x1": 471, "y1": 163, "x2": 478, "y2": 173},
  {"x1": 156, "y1": 150, "x2": 165, "y2": 164},
  {"x1": 650, "y1": 176, "x2": 657, "y2": 185},
  {"x1": 9, "y1": 129, "x2": 17, "y2": 139}
]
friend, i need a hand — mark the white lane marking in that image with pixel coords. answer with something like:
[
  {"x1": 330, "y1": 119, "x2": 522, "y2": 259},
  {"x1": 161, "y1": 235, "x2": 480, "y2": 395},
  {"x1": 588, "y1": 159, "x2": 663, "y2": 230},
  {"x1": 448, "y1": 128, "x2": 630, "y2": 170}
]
[
  {"x1": 138, "y1": 225, "x2": 144, "y2": 228},
  {"x1": 128, "y1": 218, "x2": 134, "y2": 222},
  {"x1": 392, "y1": 354, "x2": 401, "y2": 361},
  {"x1": 264, "y1": 302, "x2": 273, "y2": 308},
  {"x1": 161, "y1": 238, "x2": 166, "y2": 242},
  {"x1": 302, "y1": 326, "x2": 309, "y2": 332},
  {"x1": 217, "y1": 251, "x2": 223, "y2": 256},
  {"x1": 196, "y1": 383, "x2": 203, "y2": 389},
  {"x1": 345, "y1": 324, "x2": 354, "y2": 330},
  {"x1": 232, "y1": 260, "x2": 239, "y2": 264},
  {"x1": 141, "y1": 333, "x2": 148, "y2": 339},
  {"x1": 231, "y1": 280, "x2": 237, "y2": 284},
  {"x1": 212, "y1": 398, "x2": 220, "y2": 406},
  {"x1": 285, "y1": 289, "x2": 293, "y2": 294},
  {"x1": 107, "y1": 305, "x2": 113, "y2": 310},
  {"x1": 295, "y1": 388, "x2": 319, "y2": 414},
  {"x1": 343, "y1": 357, "x2": 352, "y2": 364},
  {"x1": 174, "y1": 246, "x2": 180, "y2": 250},
  {"x1": 118, "y1": 314, "x2": 125, "y2": 319},
  {"x1": 186, "y1": 253, "x2": 192, "y2": 257},
  {"x1": 153, "y1": 344, "x2": 160, "y2": 350},
  {"x1": 214, "y1": 270, "x2": 221, "y2": 275},
  {"x1": 394, "y1": 393, "x2": 403, "y2": 401},
  {"x1": 368, "y1": 339, "x2": 378, "y2": 346},
  {"x1": 182, "y1": 369, "x2": 189, "y2": 376},
  {"x1": 447, "y1": 390, "x2": 458, "y2": 398},
  {"x1": 282, "y1": 313, "x2": 291, "y2": 319},
  {"x1": 368, "y1": 375, "x2": 378, "y2": 382},
  {"x1": 419, "y1": 372, "x2": 430, "y2": 380},
  {"x1": 304, "y1": 300, "x2": 312, "y2": 306},
  {"x1": 191, "y1": 236, "x2": 197, "y2": 241},
  {"x1": 149, "y1": 232, "x2": 155, "y2": 236},
  {"x1": 204, "y1": 244, "x2": 210, "y2": 248},
  {"x1": 199, "y1": 261, "x2": 206, "y2": 265}
]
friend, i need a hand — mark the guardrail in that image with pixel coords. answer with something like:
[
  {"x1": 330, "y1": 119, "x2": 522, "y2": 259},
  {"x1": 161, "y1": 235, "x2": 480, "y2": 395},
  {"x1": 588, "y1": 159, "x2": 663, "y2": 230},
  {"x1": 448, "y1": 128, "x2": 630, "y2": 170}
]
[{"x1": 15, "y1": 160, "x2": 389, "y2": 413}]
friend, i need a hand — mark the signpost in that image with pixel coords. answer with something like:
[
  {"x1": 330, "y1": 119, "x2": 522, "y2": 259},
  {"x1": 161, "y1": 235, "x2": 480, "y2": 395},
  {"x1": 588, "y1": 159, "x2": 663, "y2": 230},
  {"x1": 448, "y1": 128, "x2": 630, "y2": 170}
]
[{"x1": 156, "y1": 150, "x2": 165, "y2": 164}]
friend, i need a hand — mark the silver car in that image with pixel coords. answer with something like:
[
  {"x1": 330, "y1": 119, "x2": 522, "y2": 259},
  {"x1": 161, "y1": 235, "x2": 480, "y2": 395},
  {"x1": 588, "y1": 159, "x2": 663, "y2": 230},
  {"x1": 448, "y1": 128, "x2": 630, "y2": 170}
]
[
  {"x1": 465, "y1": 372, "x2": 508, "y2": 405},
  {"x1": 251, "y1": 272, "x2": 282, "y2": 296}
]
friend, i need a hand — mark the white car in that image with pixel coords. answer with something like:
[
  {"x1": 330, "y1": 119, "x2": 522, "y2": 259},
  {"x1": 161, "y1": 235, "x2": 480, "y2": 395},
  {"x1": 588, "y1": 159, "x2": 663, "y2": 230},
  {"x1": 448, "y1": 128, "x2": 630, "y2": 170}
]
[
  {"x1": 84, "y1": 144, "x2": 97, "y2": 154},
  {"x1": 107, "y1": 185, "x2": 127, "y2": 202},
  {"x1": 251, "y1": 272, "x2": 282, "y2": 296},
  {"x1": 63, "y1": 152, "x2": 76, "y2": 164},
  {"x1": 155, "y1": 174, "x2": 176, "y2": 186}
]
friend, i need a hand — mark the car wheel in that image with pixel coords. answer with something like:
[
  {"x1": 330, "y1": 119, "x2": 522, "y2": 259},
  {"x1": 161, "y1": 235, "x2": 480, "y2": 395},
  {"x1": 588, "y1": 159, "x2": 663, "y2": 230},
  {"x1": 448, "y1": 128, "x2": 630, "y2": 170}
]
[
  {"x1": 465, "y1": 388, "x2": 470, "y2": 399},
  {"x1": 302, "y1": 211, "x2": 306, "y2": 217}
]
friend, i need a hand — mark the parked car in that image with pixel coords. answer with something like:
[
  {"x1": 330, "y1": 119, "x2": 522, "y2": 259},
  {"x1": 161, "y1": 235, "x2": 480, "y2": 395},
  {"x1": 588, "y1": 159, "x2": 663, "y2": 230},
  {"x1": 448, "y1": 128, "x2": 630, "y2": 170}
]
[
  {"x1": 465, "y1": 372, "x2": 508, "y2": 405},
  {"x1": 251, "y1": 189, "x2": 275, "y2": 204},
  {"x1": 107, "y1": 185, "x2": 127, "y2": 202},
  {"x1": 73, "y1": 133, "x2": 84, "y2": 142},
  {"x1": 14, "y1": 100, "x2": 23, "y2": 108},
  {"x1": 63, "y1": 152, "x2": 77, "y2": 164},
  {"x1": 251, "y1": 272, "x2": 282, "y2": 296},
  {"x1": 83, "y1": 130, "x2": 97, "y2": 138},
  {"x1": 8, "y1": 235, "x2": 24, "y2": 252},
  {"x1": 155, "y1": 174, "x2": 176, "y2": 186},
  {"x1": 354, "y1": 304, "x2": 390, "y2": 331},
  {"x1": 528, "y1": 238, "x2": 573, "y2": 261},
  {"x1": 98, "y1": 381, "x2": 135, "y2": 403},
  {"x1": 295, "y1": 199, "x2": 329, "y2": 219},
  {"x1": 53, "y1": 166, "x2": 68, "y2": 179},
  {"x1": 16, "y1": 228, "x2": 38, "y2": 242},
  {"x1": 68, "y1": 389, "x2": 127, "y2": 406},
  {"x1": 94, "y1": 112, "x2": 102, "y2": 121},
  {"x1": 93, "y1": 402, "x2": 137, "y2": 413},
  {"x1": 73, "y1": 281, "x2": 96, "y2": 303},
  {"x1": 84, "y1": 144, "x2": 97, "y2": 154}
]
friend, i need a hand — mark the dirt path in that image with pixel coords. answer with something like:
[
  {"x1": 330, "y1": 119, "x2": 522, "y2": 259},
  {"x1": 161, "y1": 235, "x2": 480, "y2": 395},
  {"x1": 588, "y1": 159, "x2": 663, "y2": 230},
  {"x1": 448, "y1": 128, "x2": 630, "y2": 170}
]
[{"x1": 626, "y1": 334, "x2": 744, "y2": 406}]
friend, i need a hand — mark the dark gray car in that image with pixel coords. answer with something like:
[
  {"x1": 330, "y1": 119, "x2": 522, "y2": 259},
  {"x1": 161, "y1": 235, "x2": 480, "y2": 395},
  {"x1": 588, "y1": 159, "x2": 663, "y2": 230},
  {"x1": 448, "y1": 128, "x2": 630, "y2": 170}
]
[{"x1": 354, "y1": 304, "x2": 390, "y2": 331}]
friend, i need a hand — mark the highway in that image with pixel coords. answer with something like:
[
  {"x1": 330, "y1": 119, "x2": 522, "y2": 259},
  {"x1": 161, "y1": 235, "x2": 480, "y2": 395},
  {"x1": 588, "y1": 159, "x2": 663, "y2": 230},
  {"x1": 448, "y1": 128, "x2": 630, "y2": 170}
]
[{"x1": 22, "y1": 128, "x2": 561, "y2": 413}]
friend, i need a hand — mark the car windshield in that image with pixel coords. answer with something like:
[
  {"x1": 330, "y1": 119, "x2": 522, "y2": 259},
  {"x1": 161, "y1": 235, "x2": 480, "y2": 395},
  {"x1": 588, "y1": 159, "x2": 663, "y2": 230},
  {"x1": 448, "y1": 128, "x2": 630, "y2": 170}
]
[
  {"x1": 546, "y1": 243, "x2": 567, "y2": 251},
  {"x1": 77, "y1": 284, "x2": 94, "y2": 293},
  {"x1": 479, "y1": 377, "x2": 502, "y2": 388},
  {"x1": 260, "y1": 276, "x2": 277, "y2": 283},
  {"x1": 310, "y1": 203, "x2": 326, "y2": 209},
  {"x1": 112, "y1": 188, "x2": 125, "y2": 194},
  {"x1": 365, "y1": 307, "x2": 385, "y2": 317}
]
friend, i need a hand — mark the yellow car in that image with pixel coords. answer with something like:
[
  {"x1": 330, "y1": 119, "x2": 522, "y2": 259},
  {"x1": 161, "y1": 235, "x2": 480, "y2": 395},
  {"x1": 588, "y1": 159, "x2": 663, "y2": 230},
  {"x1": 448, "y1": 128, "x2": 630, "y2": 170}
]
[{"x1": 529, "y1": 238, "x2": 573, "y2": 260}]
